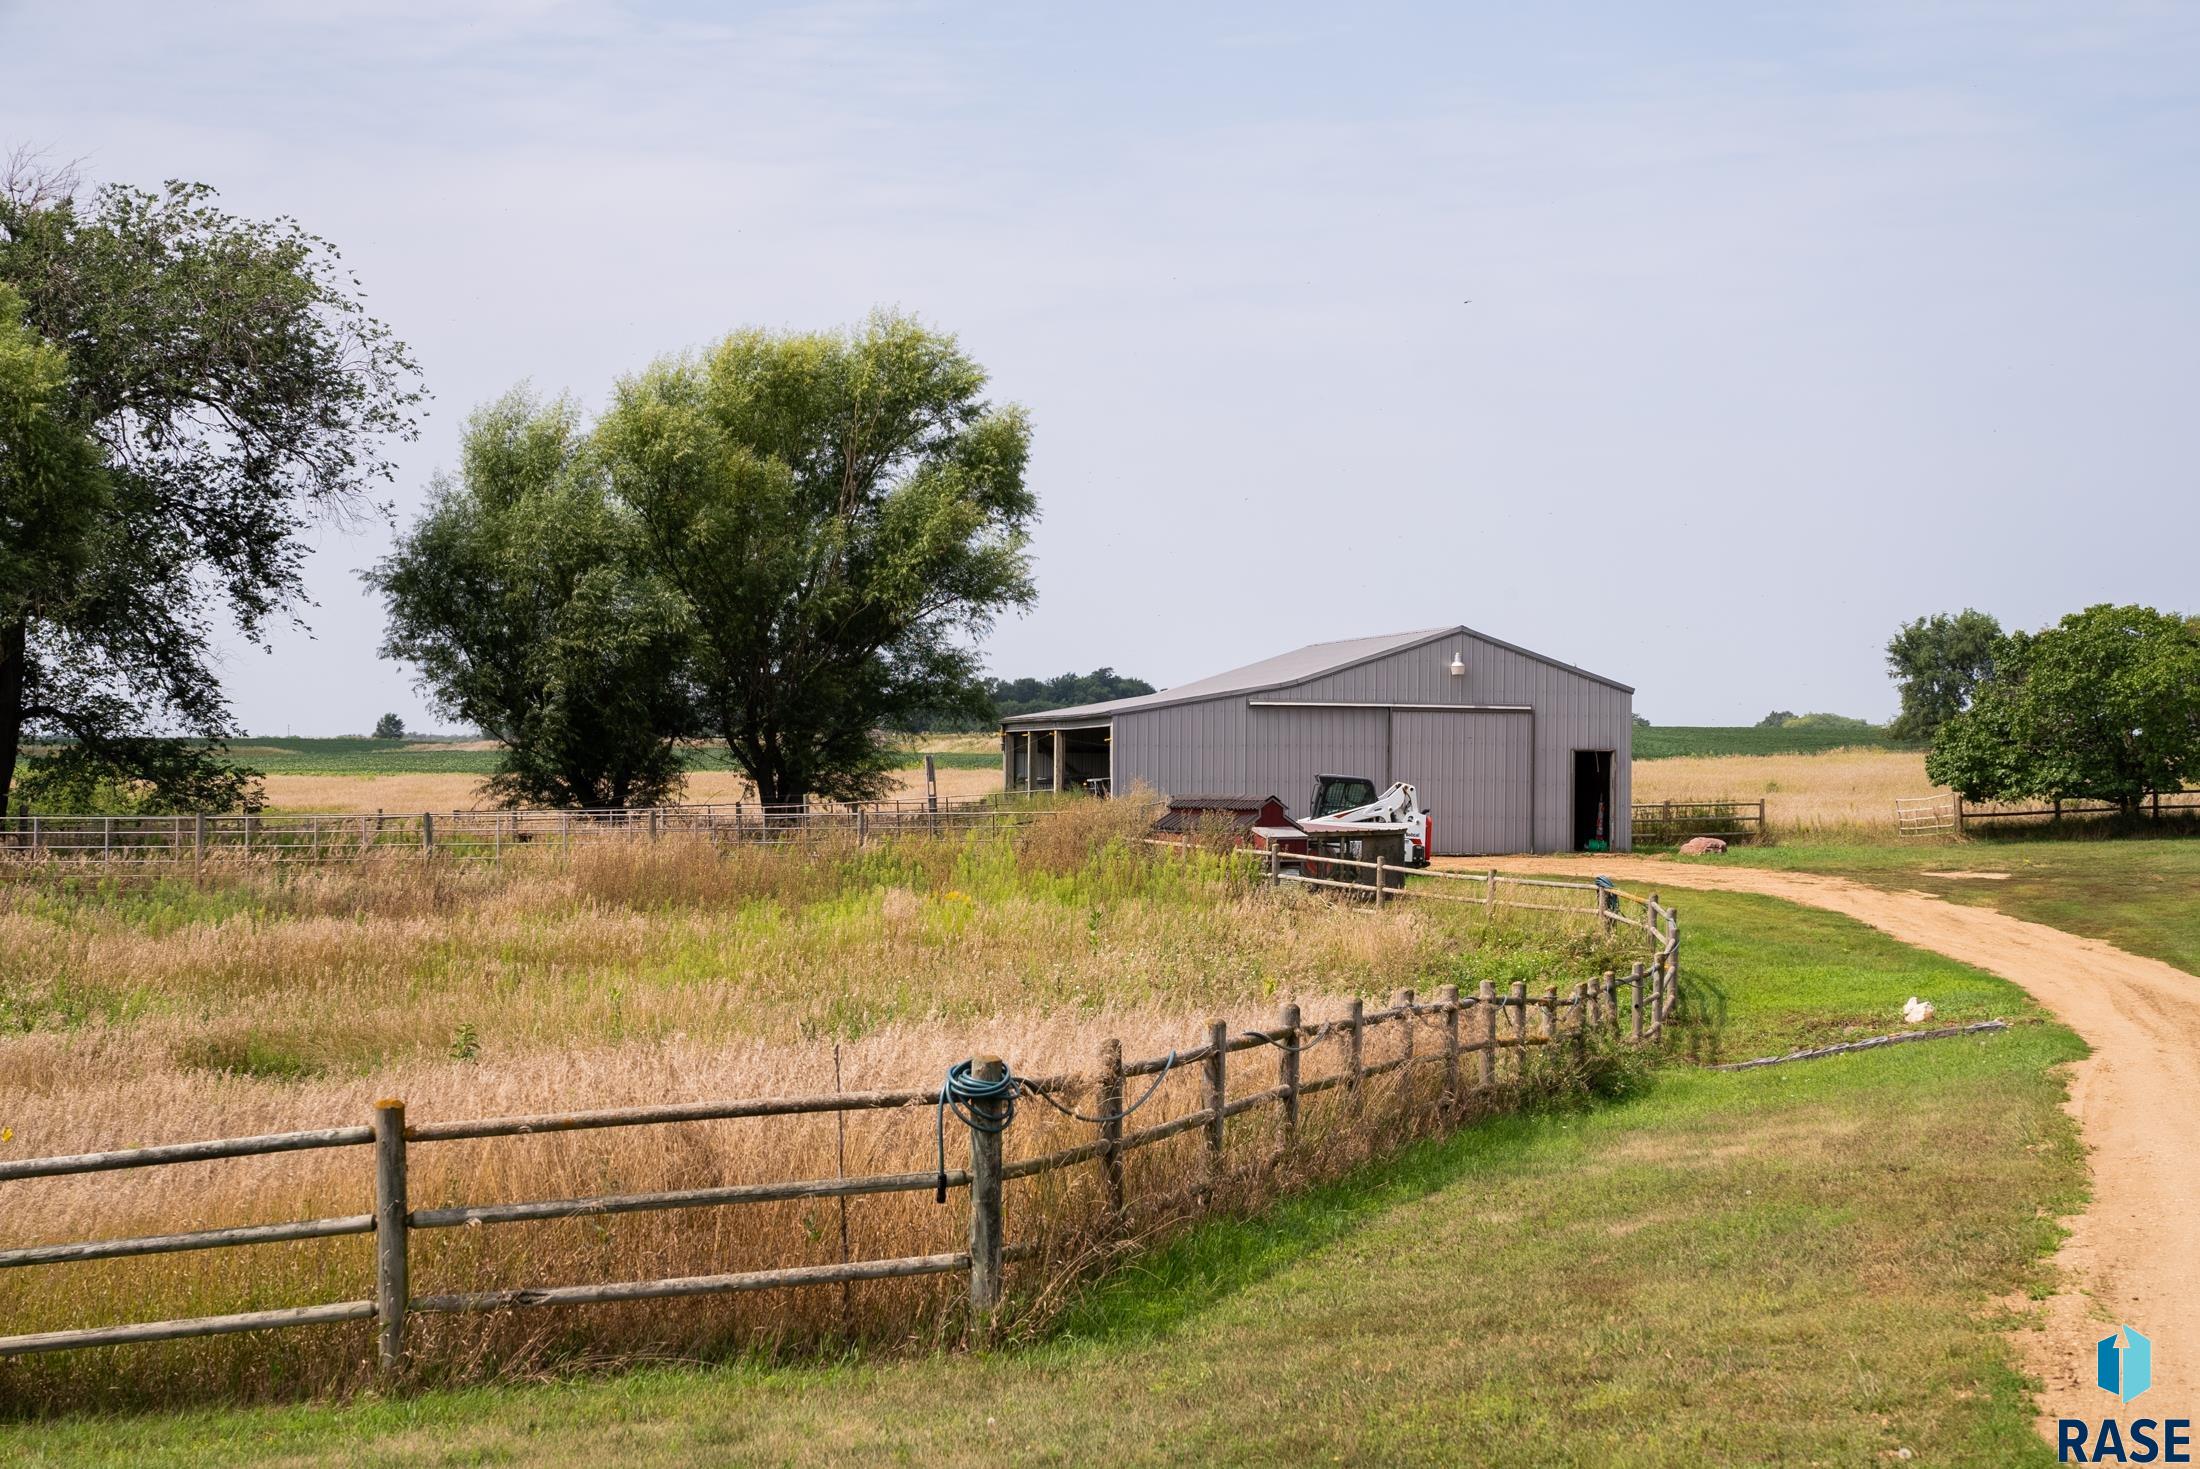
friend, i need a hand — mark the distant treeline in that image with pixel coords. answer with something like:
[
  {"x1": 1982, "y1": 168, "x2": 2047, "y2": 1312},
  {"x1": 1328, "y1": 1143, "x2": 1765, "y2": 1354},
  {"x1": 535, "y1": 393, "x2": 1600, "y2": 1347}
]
[
  {"x1": 1752, "y1": 711, "x2": 1880, "y2": 732},
  {"x1": 913, "y1": 668, "x2": 1156, "y2": 732}
]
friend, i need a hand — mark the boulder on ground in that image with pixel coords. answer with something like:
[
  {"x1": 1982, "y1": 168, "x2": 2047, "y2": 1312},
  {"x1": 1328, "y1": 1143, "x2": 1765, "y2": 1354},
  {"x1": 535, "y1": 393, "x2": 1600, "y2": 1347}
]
[{"x1": 1678, "y1": 836, "x2": 1728, "y2": 855}]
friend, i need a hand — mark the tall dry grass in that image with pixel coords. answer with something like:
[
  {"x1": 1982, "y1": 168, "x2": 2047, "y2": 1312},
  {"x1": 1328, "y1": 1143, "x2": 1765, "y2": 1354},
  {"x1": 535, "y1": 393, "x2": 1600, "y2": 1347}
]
[
  {"x1": 1631, "y1": 748, "x2": 1939, "y2": 834},
  {"x1": 0, "y1": 803, "x2": 1647, "y2": 1411}
]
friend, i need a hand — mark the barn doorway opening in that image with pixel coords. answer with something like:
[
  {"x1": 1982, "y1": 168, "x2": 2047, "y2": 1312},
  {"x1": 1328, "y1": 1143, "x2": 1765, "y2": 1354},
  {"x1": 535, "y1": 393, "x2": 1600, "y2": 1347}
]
[
  {"x1": 1062, "y1": 729, "x2": 1111, "y2": 794},
  {"x1": 1571, "y1": 750, "x2": 1614, "y2": 850}
]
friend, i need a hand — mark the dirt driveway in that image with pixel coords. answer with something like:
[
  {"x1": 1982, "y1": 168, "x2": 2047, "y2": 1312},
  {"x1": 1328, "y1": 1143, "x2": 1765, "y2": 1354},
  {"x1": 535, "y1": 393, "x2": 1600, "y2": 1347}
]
[{"x1": 1460, "y1": 854, "x2": 2200, "y2": 1427}]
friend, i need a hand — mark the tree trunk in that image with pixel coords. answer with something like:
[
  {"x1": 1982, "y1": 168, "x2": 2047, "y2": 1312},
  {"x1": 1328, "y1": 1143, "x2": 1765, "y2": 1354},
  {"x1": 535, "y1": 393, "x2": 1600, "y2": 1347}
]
[{"x1": 0, "y1": 619, "x2": 25, "y2": 819}]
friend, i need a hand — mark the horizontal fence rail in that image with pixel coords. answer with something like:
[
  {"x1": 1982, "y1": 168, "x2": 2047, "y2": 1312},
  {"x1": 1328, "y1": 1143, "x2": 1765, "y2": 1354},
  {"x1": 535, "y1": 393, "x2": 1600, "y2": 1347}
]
[
  {"x1": 1895, "y1": 789, "x2": 2198, "y2": 836},
  {"x1": 0, "y1": 796, "x2": 1051, "y2": 864},
  {"x1": 0, "y1": 865, "x2": 1681, "y2": 1369}
]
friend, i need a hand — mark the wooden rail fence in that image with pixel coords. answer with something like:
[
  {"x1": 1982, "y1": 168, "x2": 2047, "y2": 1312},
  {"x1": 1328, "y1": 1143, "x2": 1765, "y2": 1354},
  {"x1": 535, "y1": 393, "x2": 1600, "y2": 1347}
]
[
  {"x1": 0, "y1": 871, "x2": 1680, "y2": 1369},
  {"x1": 0, "y1": 796, "x2": 1045, "y2": 864},
  {"x1": 1896, "y1": 789, "x2": 2200, "y2": 836},
  {"x1": 1631, "y1": 799, "x2": 1766, "y2": 845}
]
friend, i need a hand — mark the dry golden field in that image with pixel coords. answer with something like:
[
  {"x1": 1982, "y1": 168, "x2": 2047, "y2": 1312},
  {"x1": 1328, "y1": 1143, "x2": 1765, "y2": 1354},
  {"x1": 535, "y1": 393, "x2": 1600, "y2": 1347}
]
[
  {"x1": 260, "y1": 763, "x2": 1006, "y2": 814},
  {"x1": 1631, "y1": 748, "x2": 1937, "y2": 833},
  {"x1": 0, "y1": 806, "x2": 1641, "y2": 1409},
  {"x1": 257, "y1": 745, "x2": 1940, "y2": 835}
]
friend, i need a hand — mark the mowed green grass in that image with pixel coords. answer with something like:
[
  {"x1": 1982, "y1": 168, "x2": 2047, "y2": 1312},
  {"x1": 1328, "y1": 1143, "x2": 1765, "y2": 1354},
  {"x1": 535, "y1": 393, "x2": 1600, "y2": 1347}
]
[
  {"x1": 1691, "y1": 835, "x2": 2200, "y2": 978},
  {"x1": 1632, "y1": 725, "x2": 1917, "y2": 760},
  {"x1": 2, "y1": 888, "x2": 2087, "y2": 1467}
]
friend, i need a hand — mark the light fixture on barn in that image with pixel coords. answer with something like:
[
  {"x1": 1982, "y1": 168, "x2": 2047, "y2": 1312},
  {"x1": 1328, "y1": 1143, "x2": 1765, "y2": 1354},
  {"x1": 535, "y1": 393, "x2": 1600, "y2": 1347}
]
[{"x1": 1448, "y1": 653, "x2": 1465, "y2": 677}]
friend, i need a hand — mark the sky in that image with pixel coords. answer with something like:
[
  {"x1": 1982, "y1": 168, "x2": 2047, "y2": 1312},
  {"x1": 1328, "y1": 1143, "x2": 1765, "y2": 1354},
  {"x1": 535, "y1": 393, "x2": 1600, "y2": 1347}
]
[{"x1": 5, "y1": 1, "x2": 2196, "y2": 730}]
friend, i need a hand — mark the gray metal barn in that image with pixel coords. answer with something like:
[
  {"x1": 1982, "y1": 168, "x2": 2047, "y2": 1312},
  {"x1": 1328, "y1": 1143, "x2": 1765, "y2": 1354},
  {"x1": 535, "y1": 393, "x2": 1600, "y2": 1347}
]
[{"x1": 999, "y1": 626, "x2": 1633, "y2": 855}]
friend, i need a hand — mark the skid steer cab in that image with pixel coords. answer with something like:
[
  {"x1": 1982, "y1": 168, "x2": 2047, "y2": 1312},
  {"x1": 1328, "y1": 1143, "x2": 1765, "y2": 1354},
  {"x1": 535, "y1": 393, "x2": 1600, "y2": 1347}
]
[{"x1": 1298, "y1": 774, "x2": 1433, "y2": 867}]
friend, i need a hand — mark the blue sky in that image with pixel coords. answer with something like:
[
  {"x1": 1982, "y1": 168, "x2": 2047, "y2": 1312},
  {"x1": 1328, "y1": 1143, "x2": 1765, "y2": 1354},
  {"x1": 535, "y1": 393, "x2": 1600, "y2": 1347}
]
[{"x1": 5, "y1": 1, "x2": 2196, "y2": 729}]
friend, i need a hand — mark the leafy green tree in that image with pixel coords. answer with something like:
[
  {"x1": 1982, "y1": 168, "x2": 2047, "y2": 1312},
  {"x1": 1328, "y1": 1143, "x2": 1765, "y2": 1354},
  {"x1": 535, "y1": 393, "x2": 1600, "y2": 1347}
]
[
  {"x1": 1755, "y1": 710, "x2": 1797, "y2": 729},
  {"x1": 0, "y1": 161, "x2": 420, "y2": 814},
  {"x1": 1886, "y1": 609, "x2": 2002, "y2": 740},
  {"x1": 1927, "y1": 604, "x2": 2200, "y2": 813},
  {"x1": 372, "y1": 713, "x2": 406, "y2": 739},
  {"x1": 597, "y1": 312, "x2": 1034, "y2": 806},
  {"x1": 369, "y1": 392, "x2": 696, "y2": 809},
  {"x1": 1783, "y1": 712, "x2": 1877, "y2": 732},
  {"x1": 900, "y1": 669, "x2": 1157, "y2": 732},
  {"x1": 987, "y1": 669, "x2": 1155, "y2": 722}
]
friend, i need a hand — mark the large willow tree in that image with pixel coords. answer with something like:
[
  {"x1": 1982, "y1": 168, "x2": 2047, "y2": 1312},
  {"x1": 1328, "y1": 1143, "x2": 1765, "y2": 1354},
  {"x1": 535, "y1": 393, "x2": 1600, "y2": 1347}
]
[{"x1": 376, "y1": 313, "x2": 1036, "y2": 808}]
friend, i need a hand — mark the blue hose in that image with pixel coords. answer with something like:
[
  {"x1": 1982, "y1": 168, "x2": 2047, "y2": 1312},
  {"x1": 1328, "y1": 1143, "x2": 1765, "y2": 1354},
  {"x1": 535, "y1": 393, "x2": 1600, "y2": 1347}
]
[{"x1": 935, "y1": 1059, "x2": 1018, "y2": 1203}]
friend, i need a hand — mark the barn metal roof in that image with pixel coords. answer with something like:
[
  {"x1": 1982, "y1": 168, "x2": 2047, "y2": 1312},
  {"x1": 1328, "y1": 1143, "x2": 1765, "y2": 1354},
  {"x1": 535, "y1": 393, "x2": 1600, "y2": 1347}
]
[{"x1": 999, "y1": 625, "x2": 1630, "y2": 728}]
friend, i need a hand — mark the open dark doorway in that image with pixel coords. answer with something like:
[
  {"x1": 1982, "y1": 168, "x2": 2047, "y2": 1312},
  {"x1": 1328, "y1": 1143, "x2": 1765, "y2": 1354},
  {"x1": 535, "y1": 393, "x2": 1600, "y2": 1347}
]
[{"x1": 1571, "y1": 750, "x2": 1614, "y2": 850}]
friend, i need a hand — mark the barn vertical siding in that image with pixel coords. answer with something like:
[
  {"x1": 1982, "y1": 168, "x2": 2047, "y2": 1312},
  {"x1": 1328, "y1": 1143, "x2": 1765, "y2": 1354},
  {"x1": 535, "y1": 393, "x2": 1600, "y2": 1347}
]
[
  {"x1": 1114, "y1": 701, "x2": 1248, "y2": 798},
  {"x1": 1243, "y1": 707, "x2": 1389, "y2": 810}
]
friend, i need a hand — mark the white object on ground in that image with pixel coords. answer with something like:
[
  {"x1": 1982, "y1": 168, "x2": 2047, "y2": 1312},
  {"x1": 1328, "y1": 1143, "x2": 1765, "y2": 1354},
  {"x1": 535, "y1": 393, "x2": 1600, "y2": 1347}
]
[{"x1": 1902, "y1": 996, "x2": 1936, "y2": 1024}]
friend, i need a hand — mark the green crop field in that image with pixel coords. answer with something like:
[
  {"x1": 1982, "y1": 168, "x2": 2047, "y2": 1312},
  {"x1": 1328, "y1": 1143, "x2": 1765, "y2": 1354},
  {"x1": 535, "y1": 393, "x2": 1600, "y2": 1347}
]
[{"x1": 1632, "y1": 725, "x2": 1919, "y2": 760}]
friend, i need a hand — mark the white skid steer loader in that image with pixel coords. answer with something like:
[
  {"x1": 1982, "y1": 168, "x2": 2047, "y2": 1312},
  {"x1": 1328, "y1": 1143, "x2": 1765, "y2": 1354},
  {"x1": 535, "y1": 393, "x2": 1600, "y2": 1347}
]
[{"x1": 1297, "y1": 775, "x2": 1433, "y2": 867}]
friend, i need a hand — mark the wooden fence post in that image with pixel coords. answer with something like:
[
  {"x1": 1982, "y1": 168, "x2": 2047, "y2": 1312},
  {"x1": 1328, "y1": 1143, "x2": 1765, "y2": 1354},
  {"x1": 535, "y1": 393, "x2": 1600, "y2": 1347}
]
[
  {"x1": 1544, "y1": 984, "x2": 1559, "y2": 1042},
  {"x1": 1346, "y1": 998, "x2": 1365, "y2": 1103},
  {"x1": 1953, "y1": 794, "x2": 1966, "y2": 836},
  {"x1": 1394, "y1": 988, "x2": 1415, "y2": 1119},
  {"x1": 855, "y1": 809, "x2": 867, "y2": 847},
  {"x1": 1650, "y1": 955, "x2": 1666, "y2": 1040},
  {"x1": 193, "y1": 812, "x2": 206, "y2": 867},
  {"x1": 650, "y1": 808, "x2": 662, "y2": 842},
  {"x1": 1373, "y1": 854, "x2": 1386, "y2": 907},
  {"x1": 1667, "y1": 906, "x2": 1682, "y2": 1016},
  {"x1": 1571, "y1": 983, "x2": 1589, "y2": 1061},
  {"x1": 1509, "y1": 981, "x2": 1528, "y2": 1081},
  {"x1": 1630, "y1": 961, "x2": 1645, "y2": 1042},
  {"x1": 1098, "y1": 1038, "x2": 1125, "y2": 1217},
  {"x1": 420, "y1": 812, "x2": 434, "y2": 856},
  {"x1": 372, "y1": 1099, "x2": 408, "y2": 1375},
  {"x1": 1203, "y1": 1019, "x2": 1227, "y2": 1184},
  {"x1": 966, "y1": 1055, "x2": 1006, "y2": 1316},
  {"x1": 1438, "y1": 985, "x2": 1460, "y2": 1107},
  {"x1": 1477, "y1": 981, "x2": 1496, "y2": 1088},
  {"x1": 1278, "y1": 1003, "x2": 1302, "y2": 1143}
]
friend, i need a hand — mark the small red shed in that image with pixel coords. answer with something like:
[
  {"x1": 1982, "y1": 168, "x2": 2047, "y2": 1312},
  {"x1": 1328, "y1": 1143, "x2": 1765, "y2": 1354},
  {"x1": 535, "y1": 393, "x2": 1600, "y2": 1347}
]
[{"x1": 1151, "y1": 794, "x2": 1308, "y2": 854}]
